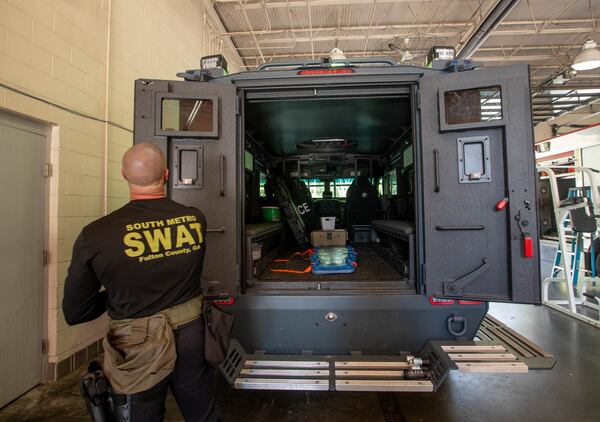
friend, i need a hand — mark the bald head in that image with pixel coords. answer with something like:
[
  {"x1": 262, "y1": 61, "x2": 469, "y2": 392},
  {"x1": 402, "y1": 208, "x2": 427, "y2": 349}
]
[{"x1": 122, "y1": 143, "x2": 166, "y2": 187}]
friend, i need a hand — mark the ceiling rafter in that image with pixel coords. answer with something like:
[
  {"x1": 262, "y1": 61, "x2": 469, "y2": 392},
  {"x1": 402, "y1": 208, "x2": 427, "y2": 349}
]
[
  {"x1": 213, "y1": 0, "x2": 453, "y2": 9},
  {"x1": 498, "y1": 0, "x2": 580, "y2": 65},
  {"x1": 215, "y1": 19, "x2": 597, "y2": 38}
]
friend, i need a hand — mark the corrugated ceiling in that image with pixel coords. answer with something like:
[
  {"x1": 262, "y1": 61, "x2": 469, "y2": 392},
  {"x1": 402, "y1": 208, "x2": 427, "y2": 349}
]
[{"x1": 210, "y1": 0, "x2": 600, "y2": 128}]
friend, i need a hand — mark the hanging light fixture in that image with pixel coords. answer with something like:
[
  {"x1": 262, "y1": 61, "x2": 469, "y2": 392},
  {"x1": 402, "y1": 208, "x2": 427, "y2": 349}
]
[{"x1": 572, "y1": 40, "x2": 600, "y2": 71}]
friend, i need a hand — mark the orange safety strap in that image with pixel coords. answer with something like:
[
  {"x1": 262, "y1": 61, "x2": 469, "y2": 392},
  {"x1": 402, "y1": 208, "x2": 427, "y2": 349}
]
[
  {"x1": 273, "y1": 249, "x2": 313, "y2": 263},
  {"x1": 270, "y1": 265, "x2": 312, "y2": 274},
  {"x1": 270, "y1": 249, "x2": 314, "y2": 273}
]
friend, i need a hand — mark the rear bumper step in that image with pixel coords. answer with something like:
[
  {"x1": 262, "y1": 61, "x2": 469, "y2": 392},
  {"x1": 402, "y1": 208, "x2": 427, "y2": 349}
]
[{"x1": 219, "y1": 315, "x2": 555, "y2": 392}]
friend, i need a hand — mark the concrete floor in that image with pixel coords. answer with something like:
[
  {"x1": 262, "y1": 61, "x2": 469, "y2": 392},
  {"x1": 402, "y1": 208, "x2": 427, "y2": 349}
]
[{"x1": 1, "y1": 303, "x2": 599, "y2": 422}]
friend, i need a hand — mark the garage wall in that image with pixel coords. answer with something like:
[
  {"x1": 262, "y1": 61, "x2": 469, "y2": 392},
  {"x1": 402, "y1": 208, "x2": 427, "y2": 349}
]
[{"x1": 0, "y1": 0, "x2": 240, "y2": 380}]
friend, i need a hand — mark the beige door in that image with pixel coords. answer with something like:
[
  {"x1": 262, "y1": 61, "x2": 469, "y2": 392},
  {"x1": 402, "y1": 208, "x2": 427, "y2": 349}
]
[{"x1": 0, "y1": 113, "x2": 46, "y2": 407}]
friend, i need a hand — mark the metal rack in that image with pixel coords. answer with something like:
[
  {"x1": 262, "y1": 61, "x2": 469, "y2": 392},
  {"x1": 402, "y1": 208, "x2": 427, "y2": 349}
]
[{"x1": 537, "y1": 166, "x2": 600, "y2": 327}]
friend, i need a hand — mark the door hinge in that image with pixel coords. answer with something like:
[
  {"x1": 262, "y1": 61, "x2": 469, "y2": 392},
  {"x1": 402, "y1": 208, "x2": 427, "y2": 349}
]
[
  {"x1": 42, "y1": 339, "x2": 48, "y2": 355},
  {"x1": 43, "y1": 250, "x2": 49, "y2": 265},
  {"x1": 44, "y1": 162, "x2": 52, "y2": 177}
]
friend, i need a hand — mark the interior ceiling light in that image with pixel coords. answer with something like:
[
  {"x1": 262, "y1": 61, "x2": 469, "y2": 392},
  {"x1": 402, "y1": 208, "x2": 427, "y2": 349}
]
[
  {"x1": 296, "y1": 139, "x2": 357, "y2": 152},
  {"x1": 572, "y1": 40, "x2": 600, "y2": 71}
]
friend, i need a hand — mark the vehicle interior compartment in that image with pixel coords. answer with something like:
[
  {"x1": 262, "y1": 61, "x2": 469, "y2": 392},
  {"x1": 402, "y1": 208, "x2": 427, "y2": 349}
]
[{"x1": 243, "y1": 87, "x2": 416, "y2": 288}]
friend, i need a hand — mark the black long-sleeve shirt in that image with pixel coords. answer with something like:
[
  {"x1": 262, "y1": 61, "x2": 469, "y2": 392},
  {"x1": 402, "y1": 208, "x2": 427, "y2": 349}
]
[{"x1": 63, "y1": 198, "x2": 207, "y2": 325}]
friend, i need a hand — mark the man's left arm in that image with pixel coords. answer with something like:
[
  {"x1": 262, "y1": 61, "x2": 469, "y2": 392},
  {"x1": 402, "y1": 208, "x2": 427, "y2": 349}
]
[{"x1": 62, "y1": 233, "x2": 107, "y2": 325}]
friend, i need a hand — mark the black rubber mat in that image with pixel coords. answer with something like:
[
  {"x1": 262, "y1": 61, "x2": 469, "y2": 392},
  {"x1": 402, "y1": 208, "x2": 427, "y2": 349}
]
[
  {"x1": 258, "y1": 243, "x2": 404, "y2": 281},
  {"x1": 378, "y1": 393, "x2": 407, "y2": 422}
]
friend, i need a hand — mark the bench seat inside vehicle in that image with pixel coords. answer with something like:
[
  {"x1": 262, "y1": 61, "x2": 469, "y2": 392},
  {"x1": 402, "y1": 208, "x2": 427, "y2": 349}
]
[
  {"x1": 245, "y1": 222, "x2": 286, "y2": 282},
  {"x1": 371, "y1": 220, "x2": 414, "y2": 236},
  {"x1": 371, "y1": 219, "x2": 415, "y2": 280}
]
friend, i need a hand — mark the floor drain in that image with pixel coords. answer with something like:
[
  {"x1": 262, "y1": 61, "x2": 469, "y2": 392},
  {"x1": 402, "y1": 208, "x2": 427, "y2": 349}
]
[{"x1": 378, "y1": 392, "x2": 407, "y2": 422}]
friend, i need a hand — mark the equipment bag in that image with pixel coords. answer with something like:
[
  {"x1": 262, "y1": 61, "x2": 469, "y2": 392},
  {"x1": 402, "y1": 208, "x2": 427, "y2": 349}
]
[{"x1": 204, "y1": 302, "x2": 235, "y2": 367}]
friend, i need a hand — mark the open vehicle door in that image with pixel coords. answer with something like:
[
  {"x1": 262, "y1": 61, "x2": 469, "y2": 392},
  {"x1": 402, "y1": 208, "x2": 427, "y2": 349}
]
[
  {"x1": 419, "y1": 63, "x2": 540, "y2": 303},
  {"x1": 134, "y1": 79, "x2": 240, "y2": 296}
]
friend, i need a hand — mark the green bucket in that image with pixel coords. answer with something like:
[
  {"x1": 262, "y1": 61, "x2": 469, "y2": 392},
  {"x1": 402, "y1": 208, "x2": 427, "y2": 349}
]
[{"x1": 261, "y1": 206, "x2": 281, "y2": 222}]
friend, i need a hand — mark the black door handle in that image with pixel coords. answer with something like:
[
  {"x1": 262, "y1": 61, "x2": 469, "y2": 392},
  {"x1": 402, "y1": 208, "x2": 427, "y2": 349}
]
[
  {"x1": 219, "y1": 154, "x2": 225, "y2": 197},
  {"x1": 434, "y1": 149, "x2": 440, "y2": 193},
  {"x1": 207, "y1": 227, "x2": 226, "y2": 233},
  {"x1": 436, "y1": 225, "x2": 485, "y2": 231}
]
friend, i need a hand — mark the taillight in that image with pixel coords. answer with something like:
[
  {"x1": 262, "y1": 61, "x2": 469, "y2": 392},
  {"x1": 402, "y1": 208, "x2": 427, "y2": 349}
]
[
  {"x1": 457, "y1": 300, "x2": 483, "y2": 305},
  {"x1": 297, "y1": 68, "x2": 354, "y2": 75},
  {"x1": 212, "y1": 297, "x2": 235, "y2": 305},
  {"x1": 429, "y1": 297, "x2": 455, "y2": 305},
  {"x1": 523, "y1": 234, "x2": 533, "y2": 258}
]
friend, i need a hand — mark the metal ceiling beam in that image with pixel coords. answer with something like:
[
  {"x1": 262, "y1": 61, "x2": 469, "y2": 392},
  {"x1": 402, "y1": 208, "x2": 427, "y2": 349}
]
[
  {"x1": 238, "y1": 0, "x2": 266, "y2": 63},
  {"x1": 545, "y1": 99, "x2": 600, "y2": 126},
  {"x1": 239, "y1": 51, "x2": 577, "y2": 62},
  {"x1": 534, "y1": 85, "x2": 600, "y2": 90},
  {"x1": 362, "y1": 0, "x2": 379, "y2": 56},
  {"x1": 307, "y1": 0, "x2": 315, "y2": 59},
  {"x1": 213, "y1": 0, "x2": 458, "y2": 8},
  {"x1": 200, "y1": 0, "x2": 246, "y2": 69},
  {"x1": 498, "y1": 0, "x2": 579, "y2": 66},
  {"x1": 532, "y1": 94, "x2": 600, "y2": 99},
  {"x1": 473, "y1": 55, "x2": 568, "y2": 62},
  {"x1": 218, "y1": 20, "x2": 595, "y2": 38},
  {"x1": 456, "y1": 0, "x2": 521, "y2": 59},
  {"x1": 244, "y1": 31, "x2": 583, "y2": 50}
]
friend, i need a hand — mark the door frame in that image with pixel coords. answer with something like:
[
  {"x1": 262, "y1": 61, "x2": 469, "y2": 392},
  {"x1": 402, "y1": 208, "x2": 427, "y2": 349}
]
[{"x1": 0, "y1": 109, "x2": 50, "y2": 385}]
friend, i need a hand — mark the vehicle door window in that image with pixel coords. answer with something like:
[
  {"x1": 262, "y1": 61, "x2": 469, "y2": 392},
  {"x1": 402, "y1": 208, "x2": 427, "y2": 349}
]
[
  {"x1": 386, "y1": 169, "x2": 398, "y2": 195},
  {"x1": 259, "y1": 171, "x2": 267, "y2": 198},
  {"x1": 443, "y1": 86, "x2": 502, "y2": 125},
  {"x1": 161, "y1": 98, "x2": 214, "y2": 132}
]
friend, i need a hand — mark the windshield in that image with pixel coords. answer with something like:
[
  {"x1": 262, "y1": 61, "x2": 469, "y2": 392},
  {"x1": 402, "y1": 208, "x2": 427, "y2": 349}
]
[{"x1": 302, "y1": 178, "x2": 354, "y2": 199}]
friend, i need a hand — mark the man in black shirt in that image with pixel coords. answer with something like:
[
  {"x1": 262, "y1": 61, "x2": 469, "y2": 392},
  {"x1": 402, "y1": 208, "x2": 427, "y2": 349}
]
[{"x1": 63, "y1": 142, "x2": 216, "y2": 421}]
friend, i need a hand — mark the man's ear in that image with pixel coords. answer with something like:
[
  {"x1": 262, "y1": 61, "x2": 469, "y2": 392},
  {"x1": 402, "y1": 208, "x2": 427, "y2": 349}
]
[
  {"x1": 164, "y1": 169, "x2": 169, "y2": 182},
  {"x1": 121, "y1": 169, "x2": 127, "y2": 181}
]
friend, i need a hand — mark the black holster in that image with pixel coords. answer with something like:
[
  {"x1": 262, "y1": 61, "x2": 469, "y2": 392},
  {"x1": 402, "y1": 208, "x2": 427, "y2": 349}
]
[{"x1": 81, "y1": 360, "x2": 131, "y2": 422}]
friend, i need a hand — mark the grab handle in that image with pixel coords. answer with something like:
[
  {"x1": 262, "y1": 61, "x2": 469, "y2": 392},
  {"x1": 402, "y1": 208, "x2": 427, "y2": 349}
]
[
  {"x1": 436, "y1": 225, "x2": 485, "y2": 231},
  {"x1": 219, "y1": 155, "x2": 225, "y2": 196},
  {"x1": 434, "y1": 149, "x2": 440, "y2": 193}
]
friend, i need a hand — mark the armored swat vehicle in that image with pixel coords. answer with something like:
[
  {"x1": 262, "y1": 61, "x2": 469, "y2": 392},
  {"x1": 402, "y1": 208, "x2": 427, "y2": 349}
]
[{"x1": 133, "y1": 49, "x2": 549, "y2": 392}]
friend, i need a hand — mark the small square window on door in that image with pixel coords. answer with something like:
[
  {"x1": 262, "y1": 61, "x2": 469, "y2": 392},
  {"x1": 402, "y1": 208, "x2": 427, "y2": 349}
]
[
  {"x1": 156, "y1": 94, "x2": 219, "y2": 138},
  {"x1": 457, "y1": 136, "x2": 491, "y2": 184},
  {"x1": 172, "y1": 143, "x2": 204, "y2": 189},
  {"x1": 439, "y1": 85, "x2": 504, "y2": 132}
]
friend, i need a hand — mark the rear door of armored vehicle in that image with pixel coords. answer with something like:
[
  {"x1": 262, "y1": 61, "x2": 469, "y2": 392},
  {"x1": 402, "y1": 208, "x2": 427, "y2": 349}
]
[
  {"x1": 419, "y1": 63, "x2": 540, "y2": 303},
  {"x1": 134, "y1": 79, "x2": 240, "y2": 296}
]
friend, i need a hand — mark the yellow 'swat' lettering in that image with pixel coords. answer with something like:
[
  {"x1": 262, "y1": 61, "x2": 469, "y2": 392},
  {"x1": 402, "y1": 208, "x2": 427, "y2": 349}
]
[
  {"x1": 124, "y1": 232, "x2": 145, "y2": 257},
  {"x1": 175, "y1": 225, "x2": 196, "y2": 248},
  {"x1": 144, "y1": 227, "x2": 172, "y2": 253},
  {"x1": 189, "y1": 223, "x2": 203, "y2": 243}
]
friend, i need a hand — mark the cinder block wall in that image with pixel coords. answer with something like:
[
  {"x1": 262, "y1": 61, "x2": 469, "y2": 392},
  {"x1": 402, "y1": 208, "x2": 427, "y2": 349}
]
[{"x1": 0, "y1": 0, "x2": 241, "y2": 380}]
